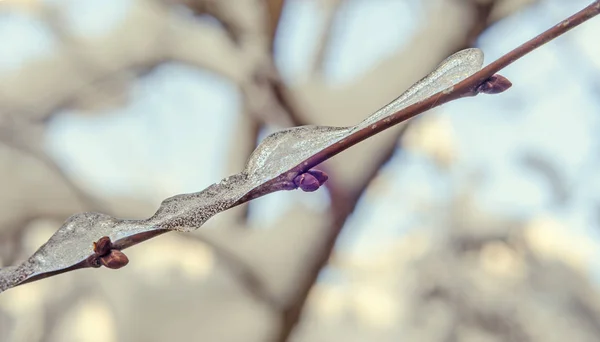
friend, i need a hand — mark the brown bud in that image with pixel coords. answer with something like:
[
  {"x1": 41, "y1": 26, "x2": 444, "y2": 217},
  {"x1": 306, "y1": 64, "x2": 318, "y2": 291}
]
[
  {"x1": 99, "y1": 250, "x2": 129, "y2": 269},
  {"x1": 477, "y1": 74, "x2": 512, "y2": 94},
  {"x1": 87, "y1": 255, "x2": 102, "y2": 268},
  {"x1": 294, "y1": 173, "x2": 320, "y2": 192},
  {"x1": 93, "y1": 236, "x2": 112, "y2": 256}
]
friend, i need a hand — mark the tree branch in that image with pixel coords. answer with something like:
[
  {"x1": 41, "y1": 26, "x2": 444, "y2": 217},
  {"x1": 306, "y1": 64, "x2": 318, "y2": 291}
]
[{"x1": 1, "y1": 0, "x2": 598, "y2": 294}]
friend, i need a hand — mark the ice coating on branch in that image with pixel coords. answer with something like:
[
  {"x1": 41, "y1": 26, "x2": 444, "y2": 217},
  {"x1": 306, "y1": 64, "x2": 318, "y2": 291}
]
[
  {"x1": 357, "y1": 48, "x2": 484, "y2": 129},
  {"x1": 148, "y1": 126, "x2": 351, "y2": 232},
  {"x1": 1, "y1": 125, "x2": 357, "y2": 291},
  {"x1": 0, "y1": 267, "x2": 21, "y2": 293},
  {"x1": 0, "y1": 125, "x2": 354, "y2": 291},
  {"x1": 148, "y1": 173, "x2": 254, "y2": 232},
  {"x1": 0, "y1": 213, "x2": 150, "y2": 292},
  {"x1": 0, "y1": 48, "x2": 485, "y2": 293},
  {"x1": 0, "y1": 126, "x2": 354, "y2": 291},
  {"x1": 245, "y1": 125, "x2": 351, "y2": 182}
]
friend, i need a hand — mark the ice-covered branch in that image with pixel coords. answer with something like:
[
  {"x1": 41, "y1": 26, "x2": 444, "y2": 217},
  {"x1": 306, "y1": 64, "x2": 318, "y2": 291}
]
[{"x1": 1, "y1": 0, "x2": 598, "y2": 294}]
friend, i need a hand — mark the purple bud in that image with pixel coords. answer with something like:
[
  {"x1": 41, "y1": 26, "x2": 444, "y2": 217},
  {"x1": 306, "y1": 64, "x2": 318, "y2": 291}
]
[
  {"x1": 477, "y1": 74, "x2": 512, "y2": 94},
  {"x1": 307, "y1": 169, "x2": 329, "y2": 185},
  {"x1": 93, "y1": 236, "x2": 112, "y2": 255},
  {"x1": 294, "y1": 173, "x2": 320, "y2": 192},
  {"x1": 100, "y1": 250, "x2": 129, "y2": 269}
]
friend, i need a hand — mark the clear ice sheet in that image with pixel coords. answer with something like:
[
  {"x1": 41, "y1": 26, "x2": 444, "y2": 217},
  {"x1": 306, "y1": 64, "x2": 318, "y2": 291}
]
[
  {"x1": 0, "y1": 213, "x2": 151, "y2": 292},
  {"x1": 356, "y1": 48, "x2": 483, "y2": 129},
  {"x1": 244, "y1": 125, "x2": 352, "y2": 182},
  {"x1": 0, "y1": 48, "x2": 484, "y2": 293}
]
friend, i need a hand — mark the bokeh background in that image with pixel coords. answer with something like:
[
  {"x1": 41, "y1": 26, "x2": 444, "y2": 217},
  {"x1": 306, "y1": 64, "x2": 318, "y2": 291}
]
[{"x1": 2, "y1": 0, "x2": 600, "y2": 341}]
